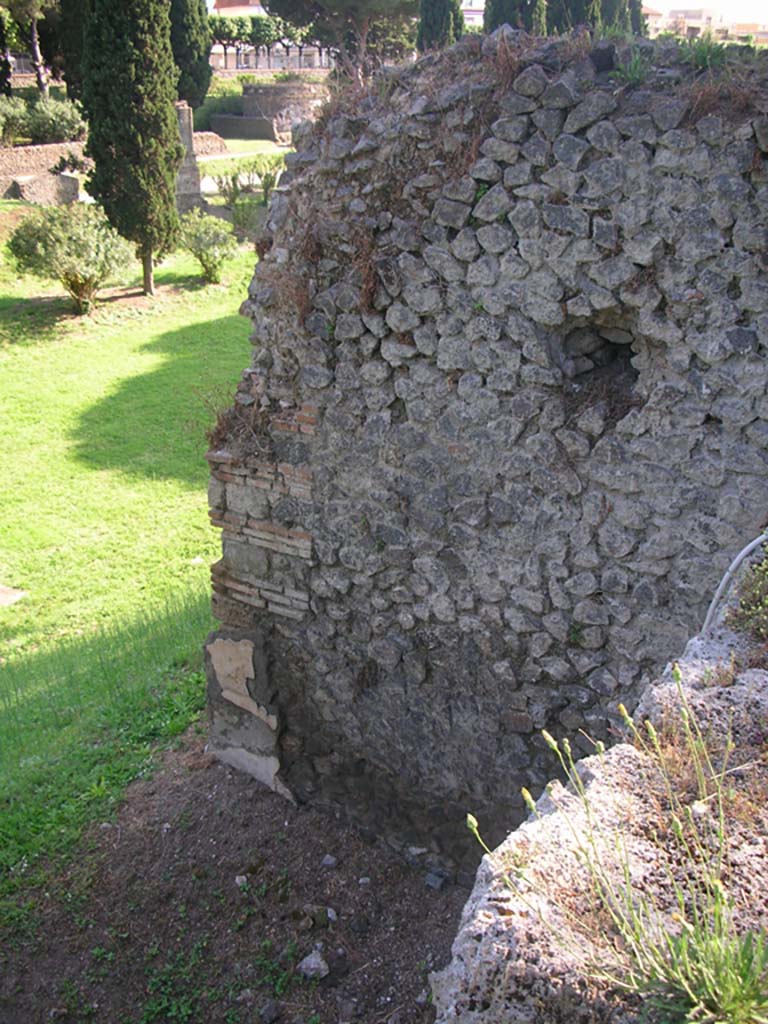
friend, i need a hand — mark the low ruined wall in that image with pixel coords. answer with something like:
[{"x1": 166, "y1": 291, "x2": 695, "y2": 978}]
[
  {"x1": 205, "y1": 29, "x2": 768, "y2": 868},
  {"x1": 212, "y1": 81, "x2": 328, "y2": 143}
]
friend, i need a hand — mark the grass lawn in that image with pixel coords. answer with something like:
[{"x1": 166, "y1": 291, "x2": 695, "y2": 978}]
[
  {"x1": 0, "y1": 201, "x2": 254, "y2": 897},
  {"x1": 197, "y1": 142, "x2": 287, "y2": 184}
]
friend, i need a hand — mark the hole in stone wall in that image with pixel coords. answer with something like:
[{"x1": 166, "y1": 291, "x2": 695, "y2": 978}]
[{"x1": 560, "y1": 325, "x2": 642, "y2": 427}]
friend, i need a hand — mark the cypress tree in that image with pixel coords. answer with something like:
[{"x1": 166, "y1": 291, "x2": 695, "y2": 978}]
[
  {"x1": 532, "y1": 0, "x2": 547, "y2": 35},
  {"x1": 449, "y1": 0, "x2": 464, "y2": 38},
  {"x1": 59, "y1": 0, "x2": 88, "y2": 101},
  {"x1": 484, "y1": 0, "x2": 526, "y2": 32},
  {"x1": 170, "y1": 0, "x2": 212, "y2": 109},
  {"x1": 82, "y1": 0, "x2": 184, "y2": 296},
  {"x1": 0, "y1": 12, "x2": 12, "y2": 95},
  {"x1": 417, "y1": 0, "x2": 453, "y2": 51},
  {"x1": 586, "y1": 0, "x2": 601, "y2": 31},
  {"x1": 601, "y1": 0, "x2": 630, "y2": 33},
  {"x1": 629, "y1": 0, "x2": 645, "y2": 34}
]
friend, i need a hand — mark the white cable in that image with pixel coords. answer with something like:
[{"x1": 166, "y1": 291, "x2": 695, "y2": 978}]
[{"x1": 702, "y1": 529, "x2": 768, "y2": 634}]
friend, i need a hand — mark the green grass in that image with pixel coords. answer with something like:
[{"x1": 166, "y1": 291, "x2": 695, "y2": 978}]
[
  {"x1": 222, "y1": 138, "x2": 284, "y2": 156},
  {"x1": 198, "y1": 149, "x2": 283, "y2": 182},
  {"x1": 0, "y1": 202, "x2": 255, "y2": 903}
]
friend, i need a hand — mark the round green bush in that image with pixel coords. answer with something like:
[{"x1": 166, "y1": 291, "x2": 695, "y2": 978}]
[
  {"x1": 0, "y1": 96, "x2": 28, "y2": 146},
  {"x1": 180, "y1": 207, "x2": 238, "y2": 283},
  {"x1": 9, "y1": 202, "x2": 133, "y2": 313},
  {"x1": 25, "y1": 97, "x2": 86, "y2": 145}
]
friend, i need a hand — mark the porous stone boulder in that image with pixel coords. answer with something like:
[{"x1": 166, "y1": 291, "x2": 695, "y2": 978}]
[
  {"x1": 205, "y1": 29, "x2": 768, "y2": 868},
  {"x1": 430, "y1": 611, "x2": 768, "y2": 1021}
]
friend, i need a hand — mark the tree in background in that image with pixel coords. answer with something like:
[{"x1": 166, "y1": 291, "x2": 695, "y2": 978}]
[
  {"x1": 208, "y1": 14, "x2": 248, "y2": 69},
  {"x1": 364, "y1": 12, "x2": 416, "y2": 63},
  {"x1": 629, "y1": 0, "x2": 645, "y2": 35},
  {"x1": 600, "y1": 0, "x2": 630, "y2": 32},
  {"x1": 531, "y1": 0, "x2": 547, "y2": 34},
  {"x1": 57, "y1": 0, "x2": 87, "y2": 100},
  {"x1": 0, "y1": 10, "x2": 13, "y2": 94},
  {"x1": 170, "y1": 0, "x2": 212, "y2": 108},
  {"x1": 82, "y1": 0, "x2": 183, "y2": 296},
  {"x1": 417, "y1": 0, "x2": 454, "y2": 51},
  {"x1": 0, "y1": 0, "x2": 56, "y2": 94},
  {"x1": 586, "y1": 0, "x2": 602, "y2": 33},
  {"x1": 249, "y1": 14, "x2": 281, "y2": 68},
  {"x1": 450, "y1": 0, "x2": 465, "y2": 39},
  {"x1": 483, "y1": 0, "x2": 532, "y2": 32},
  {"x1": 263, "y1": 0, "x2": 418, "y2": 82}
]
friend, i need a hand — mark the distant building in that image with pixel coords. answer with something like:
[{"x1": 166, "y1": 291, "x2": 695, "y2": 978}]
[
  {"x1": 213, "y1": 0, "x2": 267, "y2": 14},
  {"x1": 461, "y1": 0, "x2": 485, "y2": 28},
  {"x1": 666, "y1": 7, "x2": 724, "y2": 36}
]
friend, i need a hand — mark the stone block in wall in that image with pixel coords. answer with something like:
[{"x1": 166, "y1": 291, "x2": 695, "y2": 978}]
[
  {"x1": 206, "y1": 635, "x2": 292, "y2": 799},
  {"x1": 6, "y1": 172, "x2": 78, "y2": 205}
]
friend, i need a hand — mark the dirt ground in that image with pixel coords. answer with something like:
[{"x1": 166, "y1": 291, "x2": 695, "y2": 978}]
[{"x1": 0, "y1": 729, "x2": 468, "y2": 1024}]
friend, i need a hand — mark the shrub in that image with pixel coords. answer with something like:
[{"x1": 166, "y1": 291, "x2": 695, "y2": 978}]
[
  {"x1": 230, "y1": 198, "x2": 263, "y2": 242},
  {"x1": 679, "y1": 32, "x2": 728, "y2": 71},
  {"x1": 0, "y1": 96, "x2": 28, "y2": 146},
  {"x1": 214, "y1": 168, "x2": 243, "y2": 206},
  {"x1": 8, "y1": 203, "x2": 133, "y2": 313},
  {"x1": 179, "y1": 208, "x2": 238, "y2": 283},
  {"x1": 250, "y1": 153, "x2": 285, "y2": 205},
  {"x1": 25, "y1": 97, "x2": 86, "y2": 144},
  {"x1": 214, "y1": 154, "x2": 285, "y2": 207},
  {"x1": 728, "y1": 548, "x2": 768, "y2": 641}
]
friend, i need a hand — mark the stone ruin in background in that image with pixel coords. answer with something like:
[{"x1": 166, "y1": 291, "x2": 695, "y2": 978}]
[{"x1": 204, "y1": 29, "x2": 768, "y2": 872}]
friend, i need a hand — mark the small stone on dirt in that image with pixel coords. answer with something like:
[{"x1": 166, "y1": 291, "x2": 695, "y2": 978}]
[
  {"x1": 321, "y1": 853, "x2": 338, "y2": 868},
  {"x1": 297, "y1": 950, "x2": 330, "y2": 980},
  {"x1": 260, "y1": 997, "x2": 281, "y2": 1022}
]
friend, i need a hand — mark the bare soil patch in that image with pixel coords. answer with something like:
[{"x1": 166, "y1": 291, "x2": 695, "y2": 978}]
[{"x1": 0, "y1": 729, "x2": 467, "y2": 1024}]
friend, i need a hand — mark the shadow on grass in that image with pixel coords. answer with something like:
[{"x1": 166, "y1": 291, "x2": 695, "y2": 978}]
[
  {"x1": 0, "y1": 586, "x2": 214, "y2": 880},
  {"x1": 69, "y1": 312, "x2": 248, "y2": 488},
  {"x1": 0, "y1": 293, "x2": 77, "y2": 345}
]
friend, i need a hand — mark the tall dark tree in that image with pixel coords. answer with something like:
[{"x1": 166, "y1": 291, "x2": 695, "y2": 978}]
[
  {"x1": 483, "y1": 0, "x2": 531, "y2": 31},
  {"x1": 0, "y1": 11, "x2": 13, "y2": 94},
  {"x1": 601, "y1": 0, "x2": 630, "y2": 33},
  {"x1": 449, "y1": 0, "x2": 464, "y2": 39},
  {"x1": 82, "y1": 0, "x2": 183, "y2": 296},
  {"x1": 58, "y1": 0, "x2": 87, "y2": 99},
  {"x1": 586, "y1": 0, "x2": 601, "y2": 31},
  {"x1": 170, "y1": 0, "x2": 211, "y2": 108},
  {"x1": 417, "y1": 0, "x2": 453, "y2": 51},
  {"x1": 628, "y1": 0, "x2": 645, "y2": 34},
  {"x1": 531, "y1": 0, "x2": 546, "y2": 34}
]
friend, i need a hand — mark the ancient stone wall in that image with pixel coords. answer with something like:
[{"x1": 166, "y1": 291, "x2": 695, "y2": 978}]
[{"x1": 205, "y1": 30, "x2": 768, "y2": 869}]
